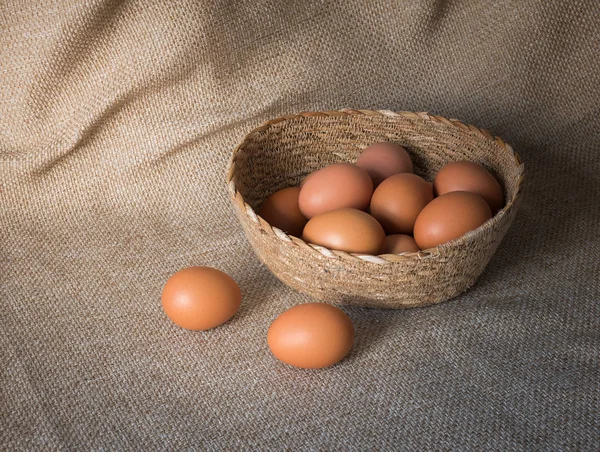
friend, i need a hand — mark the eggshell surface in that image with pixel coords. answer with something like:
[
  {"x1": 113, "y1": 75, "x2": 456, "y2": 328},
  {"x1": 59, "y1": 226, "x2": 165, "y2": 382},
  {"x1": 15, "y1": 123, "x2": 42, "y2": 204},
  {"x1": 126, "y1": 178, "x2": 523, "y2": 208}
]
[
  {"x1": 298, "y1": 163, "x2": 373, "y2": 218},
  {"x1": 414, "y1": 191, "x2": 492, "y2": 249},
  {"x1": 302, "y1": 208, "x2": 385, "y2": 254},
  {"x1": 382, "y1": 234, "x2": 420, "y2": 254},
  {"x1": 258, "y1": 187, "x2": 307, "y2": 237},
  {"x1": 370, "y1": 173, "x2": 433, "y2": 234},
  {"x1": 162, "y1": 266, "x2": 241, "y2": 331},
  {"x1": 434, "y1": 161, "x2": 504, "y2": 213},
  {"x1": 355, "y1": 142, "x2": 413, "y2": 186},
  {"x1": 267, "y1": 303, "x2": 354, "y2": 369}
]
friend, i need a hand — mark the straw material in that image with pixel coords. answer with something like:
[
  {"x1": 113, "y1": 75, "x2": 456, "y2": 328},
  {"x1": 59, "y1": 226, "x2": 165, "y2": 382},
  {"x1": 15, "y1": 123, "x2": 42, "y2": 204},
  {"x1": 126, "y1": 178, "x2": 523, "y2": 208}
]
[{"x1": 229, "y1": 110, "x2": 524, "y2": 308}]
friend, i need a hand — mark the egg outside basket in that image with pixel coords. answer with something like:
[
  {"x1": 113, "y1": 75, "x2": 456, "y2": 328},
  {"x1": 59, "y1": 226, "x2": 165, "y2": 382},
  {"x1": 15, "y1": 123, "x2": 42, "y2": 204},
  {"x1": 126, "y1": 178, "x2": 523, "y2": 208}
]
[{"x1": 227, "y1": 110, "x2": 524, "y2": 309}]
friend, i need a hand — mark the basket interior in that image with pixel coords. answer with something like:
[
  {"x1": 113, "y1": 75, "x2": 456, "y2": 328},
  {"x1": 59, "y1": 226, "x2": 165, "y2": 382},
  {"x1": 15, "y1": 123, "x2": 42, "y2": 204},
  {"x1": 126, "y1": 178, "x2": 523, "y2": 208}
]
[{"x1": 232, "y1": 114, "x2": 521, "y2": 214}]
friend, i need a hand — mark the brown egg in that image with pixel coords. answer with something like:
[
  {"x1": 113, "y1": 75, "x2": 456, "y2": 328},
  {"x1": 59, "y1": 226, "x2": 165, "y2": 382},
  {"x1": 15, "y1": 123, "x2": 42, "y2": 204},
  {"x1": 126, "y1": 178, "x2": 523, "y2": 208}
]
[
  {"x1": 299, "y1": 172, "x2": 313, "y2": 187},
  {"x1": 162, "y1": 266, "x2": 241, "y2": 331},
  {"x1": 302, "y1": 208, "x2": 385, "y2": 254},
  {"x1": 413, "y1": 191, "x2": 492, "y2": 249},
  {"x1": 267, "y1": 303, "x2": 354, "y2": 369},
  {"x1": 370, "y1": 173, "x2": 433, "y2": 235},
  {"x1": 258, "y1": 187, "x2": 307, "y2": 237},
  {"x1": 355, "y1": 142, "x2": 413, "y2": 186},
  {"x1": 434, "y1": 161, "x2": 504, "y2": 213},
  {"x1": 298, "y1": 163, "x2": 373, "y2": 218},
  {"x1": 383, "y1": 234, "x2": 420, "y2": 254}
]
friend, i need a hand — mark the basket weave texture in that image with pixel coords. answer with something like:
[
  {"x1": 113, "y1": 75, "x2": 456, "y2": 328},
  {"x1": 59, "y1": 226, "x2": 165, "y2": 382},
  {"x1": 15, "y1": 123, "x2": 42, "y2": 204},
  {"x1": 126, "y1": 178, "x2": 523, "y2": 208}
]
[{"x1": 227, "y1": 110, "x2": 524, "y2": 308}]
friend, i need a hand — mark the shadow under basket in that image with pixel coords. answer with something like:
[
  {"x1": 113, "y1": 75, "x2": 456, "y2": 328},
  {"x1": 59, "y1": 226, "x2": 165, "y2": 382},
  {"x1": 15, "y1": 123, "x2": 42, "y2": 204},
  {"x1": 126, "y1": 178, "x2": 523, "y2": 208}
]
[{"x1": 227, "y1": 110, "x2": 525, "y2": 309}]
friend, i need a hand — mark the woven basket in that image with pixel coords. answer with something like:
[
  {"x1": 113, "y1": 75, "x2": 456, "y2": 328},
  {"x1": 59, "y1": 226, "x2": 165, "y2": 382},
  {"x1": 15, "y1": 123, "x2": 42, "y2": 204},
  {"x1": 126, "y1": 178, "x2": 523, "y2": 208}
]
[{"x1": 227, "y1": 110, "x2": 524, "y2": 309}]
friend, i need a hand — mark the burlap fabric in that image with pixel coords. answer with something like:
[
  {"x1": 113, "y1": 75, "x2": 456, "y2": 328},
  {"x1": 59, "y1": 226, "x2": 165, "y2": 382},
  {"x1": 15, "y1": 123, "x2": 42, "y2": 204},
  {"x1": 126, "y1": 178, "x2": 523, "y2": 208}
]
[{"x1": 1, "y1": 1, "x2": 598, "y2": 450}]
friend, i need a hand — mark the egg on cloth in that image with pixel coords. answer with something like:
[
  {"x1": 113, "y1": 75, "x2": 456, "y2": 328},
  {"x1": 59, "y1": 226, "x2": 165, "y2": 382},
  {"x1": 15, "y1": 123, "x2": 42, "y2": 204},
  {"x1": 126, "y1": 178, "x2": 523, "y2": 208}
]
[
  {"x1": 267, "y1": 303, "x2": 354, "y2": 369},
  {"x1": 162, "y1": 266, "x2": 241, "y2": 331}
]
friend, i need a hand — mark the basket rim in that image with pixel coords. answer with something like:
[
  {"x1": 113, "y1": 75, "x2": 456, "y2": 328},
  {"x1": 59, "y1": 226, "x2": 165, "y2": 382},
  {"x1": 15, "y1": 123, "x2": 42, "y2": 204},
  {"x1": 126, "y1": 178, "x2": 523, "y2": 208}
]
[{"x1": 227, "y1": 109, "x2": 525, "y2": 265}]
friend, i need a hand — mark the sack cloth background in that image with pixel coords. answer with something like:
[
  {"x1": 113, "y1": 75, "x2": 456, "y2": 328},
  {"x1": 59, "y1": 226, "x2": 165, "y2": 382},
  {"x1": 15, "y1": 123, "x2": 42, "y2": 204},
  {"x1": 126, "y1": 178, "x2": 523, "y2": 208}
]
[{"x1": 2, "y1": 1, "x2": 599, "y2": 449}]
